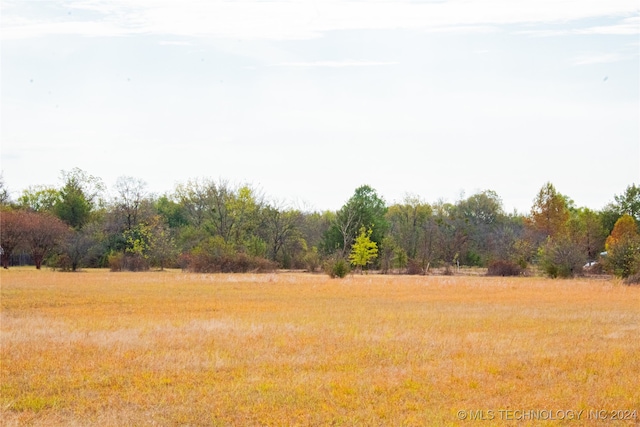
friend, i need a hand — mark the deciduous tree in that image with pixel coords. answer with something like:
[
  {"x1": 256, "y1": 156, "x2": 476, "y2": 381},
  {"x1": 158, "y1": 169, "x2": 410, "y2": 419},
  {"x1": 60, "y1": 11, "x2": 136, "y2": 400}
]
[
  {"x1": 349, "y1": 227, "x2": 378, "y2": 273},
  {"x1": 18, "y1": 185, "x2": 59, "y2": 213},
  {"x1": 603, "y1": 215, "x2": 640, "y2": 278},
  {"x1": 324, "y1": 185, "x2": 387, "y2": 255},
  {"x1": 614, "y1": 184, "x2": 640, "y2": 223},
  {"x1": 22, "y1": 211, "x2": 70, "y2": 269},
  {"x1": 114, "y1": 176, "x2": 148, "y2": 231},
  {"x1": 528, "y1": 182, "x2": 570, "y2": 240},
  {"x1": 0, "y1": 209, "x2": 25, "y2": 268}
]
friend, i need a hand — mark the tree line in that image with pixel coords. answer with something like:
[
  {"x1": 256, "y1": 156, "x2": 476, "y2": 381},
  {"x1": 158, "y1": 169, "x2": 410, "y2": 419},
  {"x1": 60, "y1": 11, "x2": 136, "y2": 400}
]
[{"x1": 0, "y1": 169, "x2": 638, "y2": 281}]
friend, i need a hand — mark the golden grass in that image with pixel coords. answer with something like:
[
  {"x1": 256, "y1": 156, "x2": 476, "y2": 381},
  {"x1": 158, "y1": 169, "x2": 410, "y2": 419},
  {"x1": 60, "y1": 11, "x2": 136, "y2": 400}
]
[{"x1": 1, "y1": 268, "x2": 639, "y2": 426}]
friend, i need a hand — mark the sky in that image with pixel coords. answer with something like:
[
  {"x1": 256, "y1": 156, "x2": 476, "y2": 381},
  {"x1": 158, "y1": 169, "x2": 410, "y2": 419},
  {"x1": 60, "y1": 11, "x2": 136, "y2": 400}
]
[{"x1": 1, "y1": 0, "x2": 639, "y2": 214}]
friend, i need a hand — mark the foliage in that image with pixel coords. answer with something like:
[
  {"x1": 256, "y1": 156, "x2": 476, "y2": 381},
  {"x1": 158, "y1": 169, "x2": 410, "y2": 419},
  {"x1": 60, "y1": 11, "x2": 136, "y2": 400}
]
[
  {"x1": 1, "y1": 209, "x2": 24, "y2": 268},
  {"x1": 155, "y1": 195, "x2": 189, "y2": 228},
  {"x1": 567, "y1": 207, "x2": 607, "y2": 262},
  {"x1": 18, "y1": 185, "x2": 59, "y2": 212},
  {"x1": 3, "y1": 171, "x2": 636, "y2": 275},
  {"x1": 0, "y1": 173, "x2": 10, "y2": 205},
  {"x1": 604, "y1": 240, "x2": 639, "y2": 279},
  {"x1": 124, "y1": 223, "x2": 152, "y2": 259},
  {"x1": 348, "y1": 227, "x2": 378, "y2": 273},
  {"x1": 528, "y1": 182, "x2": 570, "y2": 240},
  {"x1": 20, "y1": 211, "x2": 70, "y2": 269},
  {"x1": 487, "y1": 260, "x2": 523, "y2": 276},
  {"x1": 603, "y1": 215, "x2": 640, "y2": 279},
  {"x1": 108, "y1": 252, "x2": 149, "y2": 272},
  {"x1": 54, "y1": 168, "x2": 104, "y2": 229},
  {"x1": 183, "y1": 236, "x2": 275, "y2": 273},
  {"x1": 324, "y1": 185, "x2": 387, "y2": 256},
  {"x1": 148, "y1": 218, "x2": 178, "y2": 270},
  {"x1": 393, "y1": 246, "x2": 408, "y2": 272},
  {"x1": 385, "y1": 195, "x2": 432, "y2": 259},
  {"x1": 605, "y1": 214, "x2": 637, "y2": 250},
  {"x1": 613, "y1": 183, "x2": 640, "y2": 223},
  {"x1": 59, "y1": 225, "x2": 101, "y2": 271},
  {"x1": 303, "y1": 246, "x2": 321, "y2": 272},
  {"x1": 324, "y1": 257, "x2": 350, "y2": 278},
  {"x1": 538, "y1": 236, "x2": 585, "y2": 278},
  {"x1": 405, "y1": 258, "x2": 425, "y2": 275}
]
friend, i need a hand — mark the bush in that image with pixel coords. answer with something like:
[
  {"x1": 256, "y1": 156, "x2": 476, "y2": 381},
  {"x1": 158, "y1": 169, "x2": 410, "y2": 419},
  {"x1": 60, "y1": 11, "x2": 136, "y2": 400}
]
[
  {"x1": 183, "y1": 238, "x2": 277, "y2": 273},
  {"x1": 405, "y1": 258, "x2": 424, "y2": 275},
  {"x1": 46, "y1": 253, "x2": 73, "y2": 272},
  {"x1": 487, "y1": 260, "x2": 522, "y2": 276},
  {"x1": 108, "y1": 252, "x2": 149, "y2": 272},
  {"x1": 538, "y1": 237, "x2": 585, "y2": 279},
  {"x1": 603, "y1": 235, "x2": 640, "y2": 279},
  {"x1": 324, "y1": 258, "x2": 350, "y2": 278},
  {"x1": 304, "y1": 247, "x2": 321, "y2": 273},
  {"x1": 185, "y1": 251, "x2": 276, "y2": 273}
]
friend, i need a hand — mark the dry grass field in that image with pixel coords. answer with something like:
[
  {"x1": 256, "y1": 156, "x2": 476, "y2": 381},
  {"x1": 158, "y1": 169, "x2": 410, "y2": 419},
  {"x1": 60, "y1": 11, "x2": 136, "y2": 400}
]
[{"x1": 1, "y1": 268, "x2": 639, "y2": 426}]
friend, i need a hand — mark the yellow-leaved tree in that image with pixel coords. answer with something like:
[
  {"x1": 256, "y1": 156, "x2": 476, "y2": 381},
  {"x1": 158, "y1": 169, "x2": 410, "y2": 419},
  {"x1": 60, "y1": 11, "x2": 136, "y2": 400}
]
[{"x1": 349, "y1": 227, "x2": 378, "y2": 274}]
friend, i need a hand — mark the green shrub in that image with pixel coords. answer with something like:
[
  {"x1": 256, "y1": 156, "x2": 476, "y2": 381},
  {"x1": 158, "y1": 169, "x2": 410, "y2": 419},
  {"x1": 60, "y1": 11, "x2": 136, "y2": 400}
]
[
  {"x1": 46, "y1": 253, "x2": 73, "y2": 272},
  {"x1": 538, "y1": 236, "x2": 585, "y2": 279},
  {"x1": 603, "y1": 235, "x2": 640, "y2": 279},
  {"x1": 304, "y1": 247, "x2": 321, "y2": 272},
  {"x1": 325, "y1": 258, "x2": 350, "y2": 278}
]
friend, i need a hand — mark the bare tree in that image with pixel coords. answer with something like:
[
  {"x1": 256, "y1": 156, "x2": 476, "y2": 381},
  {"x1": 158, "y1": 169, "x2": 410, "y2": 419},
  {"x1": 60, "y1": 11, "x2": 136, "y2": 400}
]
[
  {"x1": 261, "y1": 203, "x2": 302, "y2": 262},
  {"x1": 115, "y1": 176, "x2": 148, "y2": 231}
]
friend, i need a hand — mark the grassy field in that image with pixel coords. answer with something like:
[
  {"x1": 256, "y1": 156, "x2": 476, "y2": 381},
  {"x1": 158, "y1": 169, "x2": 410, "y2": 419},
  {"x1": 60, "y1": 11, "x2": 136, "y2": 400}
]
[{"x1": 1, "y1": 269, "x2": 639, "y2": 426}]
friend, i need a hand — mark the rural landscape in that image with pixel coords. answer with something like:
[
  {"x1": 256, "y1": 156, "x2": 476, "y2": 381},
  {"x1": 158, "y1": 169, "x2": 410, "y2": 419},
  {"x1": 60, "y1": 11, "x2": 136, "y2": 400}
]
[
  {"x1": 2, "y1": 0, "x2": 638, "y2": 425},
  {"x1": 1, "y1": 172, "x2": 639, "y2": 425}
]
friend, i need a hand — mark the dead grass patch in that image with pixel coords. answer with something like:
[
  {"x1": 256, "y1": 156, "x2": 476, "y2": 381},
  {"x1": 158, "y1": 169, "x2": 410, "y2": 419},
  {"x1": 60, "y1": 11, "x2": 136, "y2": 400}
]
[{"x1": 1, "y1": 269, "x2": 639, "y2": 425}]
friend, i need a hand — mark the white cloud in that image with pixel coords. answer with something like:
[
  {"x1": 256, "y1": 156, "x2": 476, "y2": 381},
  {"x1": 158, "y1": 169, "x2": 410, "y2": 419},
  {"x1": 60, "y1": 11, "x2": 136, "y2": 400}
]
[
  {"x1": 519, "y1": 16, "x2": 640, "y2": 37},
  {"x1": 577, "y1": 16, "x2": 640, "y2": 35},
  {"x1": 571, "y1": 52, "x2": 635, "y2": 66},
  {"x1": 158, "y1": 40, "x2": 192, "y2": 46},
  {"x1": 2, "y1": 0, "x2": 637, "y2": 40},
  {"x1": 272, "y1": 60, "x2": 399, "y2": 68}
]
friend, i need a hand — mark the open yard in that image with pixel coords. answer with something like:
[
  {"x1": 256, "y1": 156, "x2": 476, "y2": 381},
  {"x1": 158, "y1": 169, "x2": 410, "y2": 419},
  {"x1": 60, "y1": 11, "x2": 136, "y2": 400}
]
[{"x1": 1, "y1": 269, "x2": 639, "y2": 426}]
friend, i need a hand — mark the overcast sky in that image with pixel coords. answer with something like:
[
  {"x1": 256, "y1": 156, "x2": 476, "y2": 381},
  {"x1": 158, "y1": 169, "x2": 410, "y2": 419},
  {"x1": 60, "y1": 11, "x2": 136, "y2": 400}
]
[{"x1": 1, "y1": 0, "x2": 638, "y2": 213}]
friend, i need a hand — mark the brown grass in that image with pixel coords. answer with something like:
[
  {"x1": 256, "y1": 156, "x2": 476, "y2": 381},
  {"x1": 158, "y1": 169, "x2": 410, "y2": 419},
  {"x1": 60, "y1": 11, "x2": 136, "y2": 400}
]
[{"x1": 1, "y1": 268, "x2": 639, "y2": 426}]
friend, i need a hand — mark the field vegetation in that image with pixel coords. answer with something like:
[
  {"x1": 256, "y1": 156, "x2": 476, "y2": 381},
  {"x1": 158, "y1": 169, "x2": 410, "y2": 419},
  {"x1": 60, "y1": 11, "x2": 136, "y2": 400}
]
[
  {"x1": 1, "y1": 269, "x2": 639, "y2": 426},
  {"x1": 2, "y1": 171, "x2": 639, "y2": 281}
]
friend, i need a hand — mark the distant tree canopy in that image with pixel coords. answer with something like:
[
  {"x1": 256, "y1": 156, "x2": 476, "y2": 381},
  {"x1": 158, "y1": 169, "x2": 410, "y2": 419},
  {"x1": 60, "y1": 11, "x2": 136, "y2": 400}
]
[
  {"x1": 528, "y1": 182, "x2": 570, "y2": 240},
  {"x1": 604, "y1": 215, "x2": 640, "y2": 278},
  {"x1": 613, "y1": 184, "x2": 640, "y2": 224},
  {"x1": 0, "y1": 168, "x2": 636, "y2": 278},
  {"x1": 323, "y1": 185, "x2": 387, "y2": 255}
]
